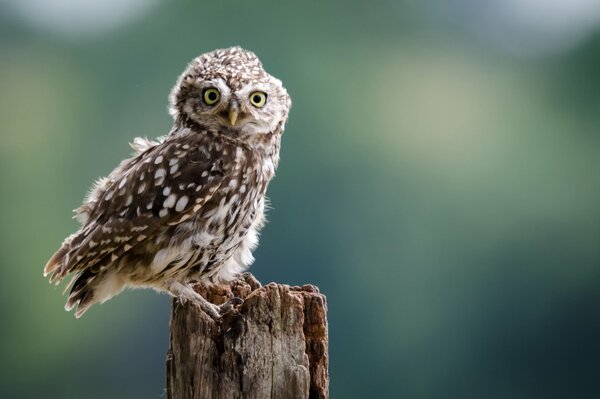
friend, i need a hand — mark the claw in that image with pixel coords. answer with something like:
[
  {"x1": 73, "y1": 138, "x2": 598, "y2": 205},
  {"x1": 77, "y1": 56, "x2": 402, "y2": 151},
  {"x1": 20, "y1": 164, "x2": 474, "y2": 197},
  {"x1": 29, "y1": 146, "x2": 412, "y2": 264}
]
[
  {"x1": 201, "y1": 302, "x2": 222, "y2": 320},
  {"x1": 218, "y1": 296, "x2": 244, "y2": 315},
  {"x1": 228, "y1": 297, "x2": 244, "y2": 306}
]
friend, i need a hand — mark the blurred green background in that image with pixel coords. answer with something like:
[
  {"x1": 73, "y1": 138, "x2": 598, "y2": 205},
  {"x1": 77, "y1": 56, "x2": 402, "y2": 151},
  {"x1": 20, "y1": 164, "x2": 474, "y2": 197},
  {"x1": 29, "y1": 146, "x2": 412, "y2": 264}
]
[{"x1": 2, "y1": 0, "x2": 600, "y2": 398}]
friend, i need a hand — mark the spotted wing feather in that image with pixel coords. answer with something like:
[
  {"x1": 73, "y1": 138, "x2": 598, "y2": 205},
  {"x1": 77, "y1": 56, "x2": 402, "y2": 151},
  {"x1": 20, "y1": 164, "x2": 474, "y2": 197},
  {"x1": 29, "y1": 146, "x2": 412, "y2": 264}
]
[{"x1": 45, "y1": 131, "x2": 227, "y2": 283}]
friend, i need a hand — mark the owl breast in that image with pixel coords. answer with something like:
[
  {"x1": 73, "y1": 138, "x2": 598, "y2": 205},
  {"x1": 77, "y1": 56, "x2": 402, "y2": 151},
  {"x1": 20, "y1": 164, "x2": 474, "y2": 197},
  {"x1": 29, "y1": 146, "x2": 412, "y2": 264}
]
[
  {"x1": 126, "y1": 141, "x2": 271, "y2": 287},
  {"x1": 182, "y1": 180, "x2": 266, "y2": 283}
]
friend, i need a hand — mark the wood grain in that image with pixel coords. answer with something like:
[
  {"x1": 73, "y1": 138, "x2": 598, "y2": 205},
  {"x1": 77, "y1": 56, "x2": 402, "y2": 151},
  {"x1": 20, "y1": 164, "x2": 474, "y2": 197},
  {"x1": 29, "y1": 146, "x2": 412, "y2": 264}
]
[{"x1": 166, "y1": 273, "x2": 329, "y2": 399}]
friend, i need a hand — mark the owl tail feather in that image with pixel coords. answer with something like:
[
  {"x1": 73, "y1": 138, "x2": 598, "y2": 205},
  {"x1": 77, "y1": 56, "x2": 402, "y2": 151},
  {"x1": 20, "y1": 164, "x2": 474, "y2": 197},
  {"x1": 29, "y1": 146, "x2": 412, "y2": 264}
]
[
  {"x1": 44, "y1": 233, "x2": 77, "y2": 281},
  {"x1": 65, "y1": 269, "x2": 126, "y2": 318},
  {"x1": 65, "y1": 269, "x2": 98, "y2": 318},
  {"x1": 44, "y1": 245, "x2": 68, "y2": 278}
]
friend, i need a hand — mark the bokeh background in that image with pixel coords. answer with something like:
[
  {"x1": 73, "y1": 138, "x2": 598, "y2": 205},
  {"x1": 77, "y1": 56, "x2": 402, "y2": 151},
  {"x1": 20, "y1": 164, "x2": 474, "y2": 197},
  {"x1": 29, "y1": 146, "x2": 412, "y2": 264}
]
[{"x1": 2, "y1": 0, "x2": 600, "y2": 398}]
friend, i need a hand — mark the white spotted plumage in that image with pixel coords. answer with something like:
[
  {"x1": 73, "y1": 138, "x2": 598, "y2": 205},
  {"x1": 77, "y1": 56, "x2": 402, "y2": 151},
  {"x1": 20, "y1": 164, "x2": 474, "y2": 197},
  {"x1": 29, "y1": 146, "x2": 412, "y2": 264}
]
[{"x1": 44, "y1": 47, "x2": 291, "y2": 319}]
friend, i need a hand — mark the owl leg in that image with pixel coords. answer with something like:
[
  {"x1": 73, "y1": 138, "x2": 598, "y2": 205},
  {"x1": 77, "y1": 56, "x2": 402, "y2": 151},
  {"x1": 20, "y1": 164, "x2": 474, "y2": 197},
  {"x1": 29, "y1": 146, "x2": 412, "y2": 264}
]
[
  {"x1": 168, "y1": 281, "x2": 222, "y2": 319},
  {"x1": 168, "y1": 281, "x2": 242, "y2": 320}
]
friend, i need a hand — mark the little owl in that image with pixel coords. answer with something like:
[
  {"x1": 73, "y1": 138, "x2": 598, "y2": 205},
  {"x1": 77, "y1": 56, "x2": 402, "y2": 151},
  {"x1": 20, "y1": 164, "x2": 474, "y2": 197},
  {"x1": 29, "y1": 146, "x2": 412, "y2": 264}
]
[{"x1": 44, "y1": 47, "x2": 291, "y2": 320}]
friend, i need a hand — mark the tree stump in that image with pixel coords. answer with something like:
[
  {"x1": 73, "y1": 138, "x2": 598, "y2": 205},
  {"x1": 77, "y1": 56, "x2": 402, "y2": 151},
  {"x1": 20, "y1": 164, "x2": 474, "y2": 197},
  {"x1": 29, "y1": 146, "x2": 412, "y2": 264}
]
[{"x1": 166, "y1": 273, "x2": 329, "y2": 399}]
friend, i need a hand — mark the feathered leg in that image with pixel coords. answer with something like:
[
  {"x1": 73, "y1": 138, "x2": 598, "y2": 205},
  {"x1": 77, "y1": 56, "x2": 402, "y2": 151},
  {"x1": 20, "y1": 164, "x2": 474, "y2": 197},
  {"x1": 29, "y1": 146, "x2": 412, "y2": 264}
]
[{"x1": 167, "y1": 281, "x2": 242, "y2": 320}]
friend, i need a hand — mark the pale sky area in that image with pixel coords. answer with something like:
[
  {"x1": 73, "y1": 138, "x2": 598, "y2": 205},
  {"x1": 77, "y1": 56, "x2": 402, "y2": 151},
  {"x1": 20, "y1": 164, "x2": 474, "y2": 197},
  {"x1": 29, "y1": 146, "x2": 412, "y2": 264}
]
[
  {"x1": 5, "y1": 0, "x2": 600, "y2": 55},
  {"x1": 2, "y1": 0, "x2": 160, "y2": 37}
]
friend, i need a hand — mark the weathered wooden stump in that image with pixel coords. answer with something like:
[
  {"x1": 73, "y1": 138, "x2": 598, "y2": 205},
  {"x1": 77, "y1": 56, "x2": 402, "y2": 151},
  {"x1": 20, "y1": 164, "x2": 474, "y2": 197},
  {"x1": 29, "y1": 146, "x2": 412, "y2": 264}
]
[{"x1": 166, "y1": 273, "x2": 329, "y2": 399}]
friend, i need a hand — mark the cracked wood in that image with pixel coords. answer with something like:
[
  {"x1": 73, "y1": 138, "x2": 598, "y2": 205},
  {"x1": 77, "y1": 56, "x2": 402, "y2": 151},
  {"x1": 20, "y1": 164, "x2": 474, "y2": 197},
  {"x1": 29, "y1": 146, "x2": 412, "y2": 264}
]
[{"x1": 166, "y1": 273, "x2": 329, "y2": 399}]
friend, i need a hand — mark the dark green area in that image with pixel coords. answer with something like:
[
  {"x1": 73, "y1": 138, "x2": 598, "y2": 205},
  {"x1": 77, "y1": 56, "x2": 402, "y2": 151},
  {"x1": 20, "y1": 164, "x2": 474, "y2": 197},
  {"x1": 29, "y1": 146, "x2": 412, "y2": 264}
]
[{"x1": 1, "y1": 1, "x2": 600, "y2": 398}]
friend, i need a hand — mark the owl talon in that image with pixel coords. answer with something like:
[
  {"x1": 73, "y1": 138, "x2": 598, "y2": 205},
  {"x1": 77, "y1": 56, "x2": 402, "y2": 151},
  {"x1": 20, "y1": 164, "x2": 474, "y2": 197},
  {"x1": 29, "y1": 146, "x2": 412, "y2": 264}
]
[
  {"x1": 193, "y1": 301, "x2": 221, "y2": 320},
  {"x1": 169, "y1": 281, "x2": 222, "y2": 320},
  {"x1": 219, "y1": 297, "x2": 244, "y2": 315}
]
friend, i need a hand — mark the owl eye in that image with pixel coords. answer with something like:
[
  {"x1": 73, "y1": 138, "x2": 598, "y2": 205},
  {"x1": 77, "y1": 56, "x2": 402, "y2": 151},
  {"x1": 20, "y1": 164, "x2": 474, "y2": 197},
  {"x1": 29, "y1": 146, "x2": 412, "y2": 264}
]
[
  {"x1": 203, "y1": 88, "x2": 221, "y2": 105},
  {"x1": 249, "y1": 91, "x2": 267, "y2": 108}
]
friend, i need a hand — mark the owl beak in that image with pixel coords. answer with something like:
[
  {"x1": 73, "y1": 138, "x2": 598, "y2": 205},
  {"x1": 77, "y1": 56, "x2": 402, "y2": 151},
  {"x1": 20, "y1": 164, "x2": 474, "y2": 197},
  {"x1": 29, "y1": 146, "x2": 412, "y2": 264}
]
[{"x1": 228, "y1": 101, "x2": 239, "y2": 126}]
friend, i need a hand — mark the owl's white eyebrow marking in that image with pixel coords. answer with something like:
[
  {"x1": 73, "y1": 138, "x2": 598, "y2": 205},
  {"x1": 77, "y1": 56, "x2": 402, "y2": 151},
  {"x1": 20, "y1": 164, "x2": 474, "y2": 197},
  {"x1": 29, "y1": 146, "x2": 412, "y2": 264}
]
[
  {"x1": 175, "y1": 196, "x2": 189, "y2": 212},
  {"x1": 154, "y1": 156, "x2": 164, "y2": 164}
]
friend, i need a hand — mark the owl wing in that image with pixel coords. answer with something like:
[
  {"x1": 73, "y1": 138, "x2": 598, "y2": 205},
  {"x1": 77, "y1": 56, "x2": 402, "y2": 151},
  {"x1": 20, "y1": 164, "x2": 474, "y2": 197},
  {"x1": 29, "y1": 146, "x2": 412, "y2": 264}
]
[{"x1": 44, "y1": 133, "x2": 228, "y2": 283}]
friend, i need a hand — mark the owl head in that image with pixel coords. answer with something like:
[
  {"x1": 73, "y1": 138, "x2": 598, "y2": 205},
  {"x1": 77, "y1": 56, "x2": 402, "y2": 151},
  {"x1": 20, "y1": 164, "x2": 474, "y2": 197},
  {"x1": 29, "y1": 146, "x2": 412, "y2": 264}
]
[{"x1": 169, "y1": 47, "x2": 291, "y2": 137}]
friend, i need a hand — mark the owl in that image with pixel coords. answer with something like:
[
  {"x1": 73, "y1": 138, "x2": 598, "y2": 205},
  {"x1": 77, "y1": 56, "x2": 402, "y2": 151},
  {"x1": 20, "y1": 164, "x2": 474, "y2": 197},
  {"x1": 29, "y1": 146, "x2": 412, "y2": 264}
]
[{"x1": 44, "y1": 47, "x2": 291, "y2": 320}]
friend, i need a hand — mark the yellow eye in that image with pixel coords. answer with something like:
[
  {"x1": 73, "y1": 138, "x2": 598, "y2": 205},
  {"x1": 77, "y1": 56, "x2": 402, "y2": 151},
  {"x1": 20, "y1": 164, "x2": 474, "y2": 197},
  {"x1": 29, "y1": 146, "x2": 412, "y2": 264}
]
[
  {"x1": 249, "y1": 91, "x2": 267, "y2": 108},
  {"x1": 203, "y1": 88, "x2": 220, "y2": 105}
]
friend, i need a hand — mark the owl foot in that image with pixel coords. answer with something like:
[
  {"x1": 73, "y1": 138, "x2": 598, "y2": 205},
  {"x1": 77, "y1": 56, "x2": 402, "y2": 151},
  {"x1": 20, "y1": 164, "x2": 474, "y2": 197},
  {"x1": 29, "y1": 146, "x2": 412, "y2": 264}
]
[
  {"x1": 218, "y1": 297, "x2": 244, "y2": 314},
  {"x1": 168, "y1": 281, "x2": 243, "y2": 321},
  {"x1": 195, "y1": 296, "x2": 243, "y2": 320},
  {"x1": 198, "y1": 300, "x2": 222, "y2": 320}
]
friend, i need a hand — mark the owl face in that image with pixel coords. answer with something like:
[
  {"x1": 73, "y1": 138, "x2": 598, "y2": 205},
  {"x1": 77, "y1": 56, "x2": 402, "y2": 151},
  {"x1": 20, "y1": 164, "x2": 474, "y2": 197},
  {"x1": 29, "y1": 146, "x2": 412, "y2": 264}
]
[{"x1": 169, "y1": 47, "x2": 290, "y2": 136}]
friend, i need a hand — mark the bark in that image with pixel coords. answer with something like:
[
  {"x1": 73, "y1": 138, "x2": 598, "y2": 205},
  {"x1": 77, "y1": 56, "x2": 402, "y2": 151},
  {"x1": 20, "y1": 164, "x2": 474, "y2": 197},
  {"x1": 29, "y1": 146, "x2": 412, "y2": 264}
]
[{"x1": 166, "y1": 273, "x2": 329, "y2": 399}]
